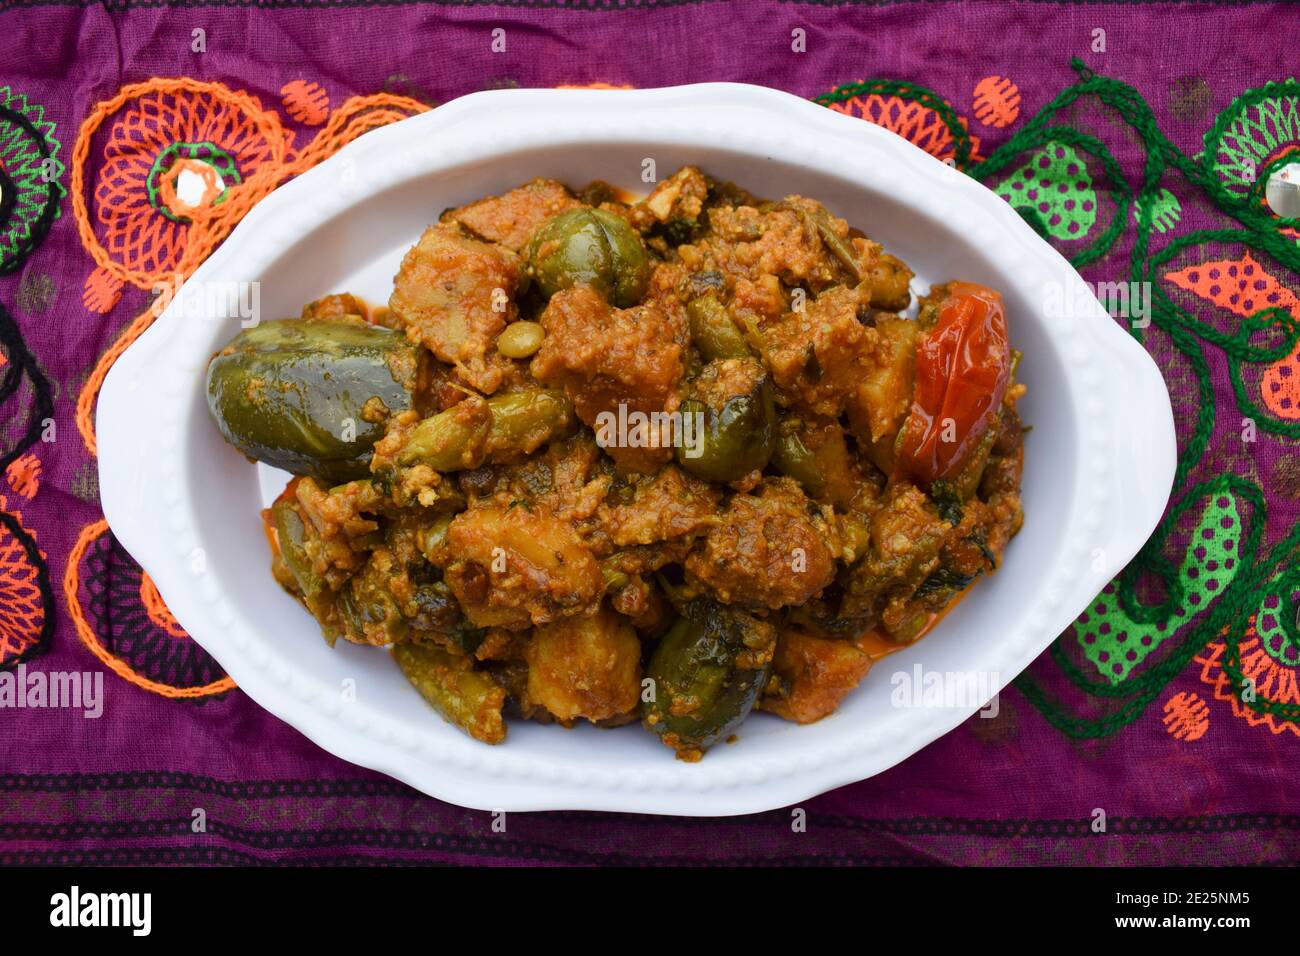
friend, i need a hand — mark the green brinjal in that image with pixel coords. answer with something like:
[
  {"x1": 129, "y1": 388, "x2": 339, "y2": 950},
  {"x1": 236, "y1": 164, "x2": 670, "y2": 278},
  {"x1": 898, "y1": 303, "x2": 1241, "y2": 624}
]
[
  {"x1": 641, "y1": 599, "x2": 776, "y2": 760},
  {"x1": 525, "y1": 208, "x2": 650, "y2": 307},
  {"x1": 206, "y1": 317, "x2": 424, "y2": 483}
]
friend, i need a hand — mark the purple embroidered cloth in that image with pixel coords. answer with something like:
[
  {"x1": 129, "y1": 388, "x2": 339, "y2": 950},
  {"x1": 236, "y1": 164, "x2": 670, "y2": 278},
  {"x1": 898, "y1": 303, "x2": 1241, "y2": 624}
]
[{"x1": 3, "y1": 0, "x2": 1300, "y2": 865}]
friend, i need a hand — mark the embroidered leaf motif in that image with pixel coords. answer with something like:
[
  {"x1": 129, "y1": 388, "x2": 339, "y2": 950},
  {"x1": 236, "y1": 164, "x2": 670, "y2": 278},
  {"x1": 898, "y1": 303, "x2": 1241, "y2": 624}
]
[
  {"x1": 82, "y1": 265, "x2": 124, "y2": 314},
  {"x1": 1137, "y1": 188, "x2": 1182, "y2": 233},
  {"x1": 1162, "y1": 691, "x2": 1210, "y2": 741},
  {"x1": 994, "y1": 141, "x2": 1097, "y2": 240},
  {"x1": 281, "y1": 80, "x2": 330, "y2": 126},
  {"x1": 1076, "y1": 494, "x2": 1241, "y2": 684},
  {"x1": 1164, "y1": 251, "x2": 1300, "y2": 421},
  {"x1": 1164, "y1": 251, "x2": 1300, "y2": 317},
  {"x1": 4, "y1": 453, "x2": 40, "y2": 500},
  {"x1": 972, "y1": 75, "x2": 1020, "y2": 129}
]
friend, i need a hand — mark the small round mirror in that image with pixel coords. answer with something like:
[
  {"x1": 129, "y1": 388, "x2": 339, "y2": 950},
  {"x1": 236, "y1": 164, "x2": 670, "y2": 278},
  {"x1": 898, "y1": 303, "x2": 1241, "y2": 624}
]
[{"x1": 1265, "y1": 161, "x2": 1300, "y2": 218}]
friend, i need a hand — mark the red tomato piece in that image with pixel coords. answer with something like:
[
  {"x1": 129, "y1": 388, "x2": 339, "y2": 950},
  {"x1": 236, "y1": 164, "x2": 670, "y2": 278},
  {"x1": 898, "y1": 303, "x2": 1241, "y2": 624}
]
[{"x1": 895, "y1": 282, "x2": 1011, "y2": 485}]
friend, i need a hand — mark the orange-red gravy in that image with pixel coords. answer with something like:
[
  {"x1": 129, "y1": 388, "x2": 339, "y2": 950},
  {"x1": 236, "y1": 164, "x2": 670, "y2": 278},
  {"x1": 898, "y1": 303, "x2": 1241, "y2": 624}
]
[{"x1": 853, "y1": 584, "x2": 975, "y2": 662}]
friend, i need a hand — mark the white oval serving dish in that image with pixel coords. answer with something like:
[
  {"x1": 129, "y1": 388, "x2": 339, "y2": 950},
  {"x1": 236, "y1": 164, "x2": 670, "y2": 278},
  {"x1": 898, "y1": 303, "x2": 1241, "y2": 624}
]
[{"x1": 97, "y1": 83, "x2": 1176, "y2": 816}]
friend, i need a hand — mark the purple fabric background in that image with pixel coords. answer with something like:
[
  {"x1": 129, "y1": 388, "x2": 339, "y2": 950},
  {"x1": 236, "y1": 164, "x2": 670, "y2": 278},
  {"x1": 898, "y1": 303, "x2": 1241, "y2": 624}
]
[{"x1": 2, "y1": 0, "x2": 1298, "y2": 865}]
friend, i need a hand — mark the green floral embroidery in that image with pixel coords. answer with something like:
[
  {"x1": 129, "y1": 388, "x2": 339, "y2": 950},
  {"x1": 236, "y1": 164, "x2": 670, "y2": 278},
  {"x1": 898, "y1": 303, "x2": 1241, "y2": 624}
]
[
  {"x1": 973, "y1": 124, "x2": 1130, "y2": 269},
  {"x1": 0, "y1": 85, "x2": 65, "y2": 275},
  {"x1": 994, "y1": 141, "x2": 1097, "y2": 240},
  {"x1": 1139, "y1": 188, "x2": 1182, "y2": 233},
  {"x1": 1206, "y1": 83, "x2": 1300, "y2": 205},
  {"x1": 1076, "y1": 494, "x2": 1241, "y2": 684},
  {"x1": 1255, "y1": 569, "x2": 1300, "y2": 667}
]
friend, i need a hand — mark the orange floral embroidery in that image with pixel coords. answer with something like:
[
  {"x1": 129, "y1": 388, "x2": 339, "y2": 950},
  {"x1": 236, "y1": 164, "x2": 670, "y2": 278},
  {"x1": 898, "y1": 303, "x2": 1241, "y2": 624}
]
[
  {"x1": 281, "y1": 80, "x2": 330, "y2": 126},
  {"x1": 972, "y1": 75, "x2": 1021, "y2": 129},
  {"x1": 4, "y1": 452, "x2": 40, "y2": 500},
  {"x1": 0, "y1": 507, "x2": 45, "y2": 667},
  {"x1": 1162, "y1": 691, "x2": 1210, "y2": 741},
  {"x1": 64, "y1": 519, "x2": 236, "y2": 699},
  {"x1": 826, "y1": 93, "x2": 981, "y2": 163},
  {"x1": 1195, "y1": 624, "x2": 1300, "y2": 738},
  {"x1": 80, "y1": 82, "x2": 286, "y2": 288},
  {"x1": 71, "y1": 78, "x2": 430, "y2": 457}
]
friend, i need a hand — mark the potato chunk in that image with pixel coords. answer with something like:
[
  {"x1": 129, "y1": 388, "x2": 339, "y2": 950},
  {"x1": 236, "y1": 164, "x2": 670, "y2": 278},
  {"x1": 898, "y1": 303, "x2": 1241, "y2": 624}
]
[
  {"x1": 447, "y1": 177, "x2": 582, "y2": 252},
  {"x1": 634, "y1": 165, "x2": 708, "y2": 227},
  {"x1": 445, "y1": 503, "x2": 604, "y2": 628},
  {"x1": 389, "y1": 222, "x2": 523, "y2": 393},
  {"x1": 760, "y1": 629, "x2": 872, "y2": 724},
  {"x1": 759, "y1": 284, "x2": 876, "y2": 417},
  {"x1": 848, "y1": 314, "x2": 918, "y2": 445},
  {"x1": 526, "y1": 607, "x2": 642, "y2": 723}
]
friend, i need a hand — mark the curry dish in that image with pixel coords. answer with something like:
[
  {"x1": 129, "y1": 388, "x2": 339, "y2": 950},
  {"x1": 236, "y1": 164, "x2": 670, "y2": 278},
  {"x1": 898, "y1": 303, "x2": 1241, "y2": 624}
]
[{"x1": 206, "y1": 166, "x2": 1026, "y2": 760}]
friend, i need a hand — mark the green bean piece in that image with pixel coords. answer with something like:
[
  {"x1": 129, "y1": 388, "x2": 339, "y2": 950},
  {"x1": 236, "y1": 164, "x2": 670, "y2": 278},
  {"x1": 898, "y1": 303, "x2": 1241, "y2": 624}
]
[
  {"x1": 810, "y1": 211, "x2": 861, "y2": 283},
  {"x1": 771, "y1": 416, "x2": 858, "y2": 507},
  {"x1": 773, "y1": 201, "x2": 860, "y2": 283},
  {"x1": 393, "y1": 642, "x2": 507, "y2": 744},
  {"x1": 936, "y1": 424, "x2": 999, "y2": 503},
  {"x1": 338, "y1": 573, "x2": 408, "y2": 645},
  {"x1": 397, "y1": 390, "x2": 573, "y2": 472},
  {"x1": 772, "y1": 428, "x2": 825, "y2": 500},
  {"x1": 206, "y1": 317, "x2": 423, "y2": 483},
  {"x1": 271, "y1": 499, "x2": 322, "y2": 599},
  {"x1": 641, "y1": 599, "x2": 775, "y2": 760},
  {"x1": 526, "y1": 207, "x2": 650, "y2": 306},
  {"x1": 484, "y1": 389, "x2": 574, "y2": 461},
  {"x1": 396, "y1": 396, "x2": 493, "y2": 471},
  {"x1": 600, "y1": 556, "x2": 630, "y2": 592},
  {"x1": 416, "y1": 514, "x2": 455, "y2": 564},
  {"x1": 686, "y1": 294, "x2": 751, "y2": 361},
  {"x1": 408, "y1": 580, "x2": 487, "y2": 654},
  {"x1": 839, "y1": 513, "x2": 872, "y2": 562}
]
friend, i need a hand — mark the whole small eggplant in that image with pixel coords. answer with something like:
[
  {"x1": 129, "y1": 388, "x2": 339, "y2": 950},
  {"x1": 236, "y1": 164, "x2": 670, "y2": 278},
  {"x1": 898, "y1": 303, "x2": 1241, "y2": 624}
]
[{"x1": 206, "y1": 317, "x2": 424, "y2": 483}]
